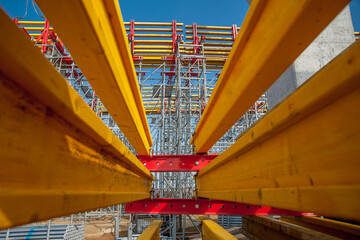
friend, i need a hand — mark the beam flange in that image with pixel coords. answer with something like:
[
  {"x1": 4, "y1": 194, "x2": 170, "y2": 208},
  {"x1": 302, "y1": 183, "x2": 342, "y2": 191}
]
[
  {"x1": 137, "y1": 220, "x2": 162, "y2": 240},
  {"x1": 242, "y1": 216, "x2": 339, "y2": 240},
  {"x1": 202, "y1": 220, "x2": 237, "y2": 240},
  {"x1": 195, "y1": 41, "x2": 360, "y2": 220},
  {"x1": 191, "y1": 0, "x2": 350, "y2": 153},
  {"x1": 34, "y1": 0, "x2": 152, "y2": 155},
  {"x1": 281, "y1": 216, "x2": 360, "y2": 239},
  {"x1": 0, "y1": 9, "x2": 152, "y2": 229}
]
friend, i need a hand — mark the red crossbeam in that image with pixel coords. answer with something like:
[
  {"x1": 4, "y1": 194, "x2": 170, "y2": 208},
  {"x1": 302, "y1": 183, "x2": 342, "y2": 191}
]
[
  {"x1": 125, "y1": 198, "x2": 314, "y2": 216},
  {"x1": 137, "y1": 155, "x2": 217, "y2": 172}
]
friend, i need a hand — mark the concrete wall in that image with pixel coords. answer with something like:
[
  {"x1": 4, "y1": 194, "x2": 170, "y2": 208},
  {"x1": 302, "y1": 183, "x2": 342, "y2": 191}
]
[{"x1": 267, "y1": 6, "x2": 356, "y2": 109}]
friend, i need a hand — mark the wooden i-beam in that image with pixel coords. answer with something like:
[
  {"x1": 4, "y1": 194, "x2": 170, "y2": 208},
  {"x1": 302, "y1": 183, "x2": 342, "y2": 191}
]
[
  {"x1": 0, "y1": 8, "x2": 153, "y2": 229},
  {"x1": 195, "y1": 41, "x2": 360, "y2": 221},
  {"x1": 191, "y1": 0, "x2": 350, "y2": 153},
  {"x1": 242, "y1": 216, "x2": 341, "y2": 240},
  {"x1": 137, "y1": 220, "x2": 162, "y2": 240},
  {"x1": 34, "y1": 0, "x2": 153, "y2": 155},
  {"x1": 201, "y1": 220, "x2": 237, "y2": 240}
]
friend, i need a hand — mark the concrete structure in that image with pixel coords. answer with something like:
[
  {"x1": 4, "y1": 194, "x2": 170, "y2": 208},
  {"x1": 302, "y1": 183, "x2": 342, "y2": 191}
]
[{"x1": 267, "y1": 6, "x2": 356, "y2": 109}]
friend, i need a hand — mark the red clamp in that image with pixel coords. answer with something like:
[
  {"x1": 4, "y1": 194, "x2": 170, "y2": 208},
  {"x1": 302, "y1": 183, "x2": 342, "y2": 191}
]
[
  {"x1": 232, "y1": 24, "x2": 238, "y2": 41},
  {"x1": 128, "y1": 19, "x2": 135, "y2": 55}
]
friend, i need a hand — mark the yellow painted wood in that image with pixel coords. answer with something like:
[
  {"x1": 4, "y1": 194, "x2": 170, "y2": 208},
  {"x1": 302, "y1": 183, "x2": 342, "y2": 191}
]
[
  {"x1": 0, "y1": 9, "x2": 152, "y2": 229},
  {"x1": 281, "y1": 216, "x2": 360, "y2": 239},
  {"x1": 137, "y1": 220, "x2": 162, "y2": 240},
  {"x1": 35, "y1": 0, "x2": 152, "y2": 155},
  {"x1": 0, "y1": 8, "x2": 151, "y2": 179},
  {"x1": 125, "y1": 22, "x2": 183, "y2": 27},
  {"x1": 134, "y1": 45, "x2": 173, "y2": 49},
  {"x1": 202, "y1": 220, "x2": 237, "y2": 240},
  {"x1": 191, "y1": 0, "x2": 350, "y2": 153},
  {"x1": 23, "y1": 26, "x2": 54, "y2": 31},
  {"x1": 126, "y1": 27, "x2": 182, "y2": 32},
  {"x1": 17, "y1": 20, "x2": 46, "y2": 25},
  {"x1": 134, "y1": 34, "x2": 174, "y2": 38},
  {"x1": 242, "y1": 216, "x2": 340, "y2": 240},
  {"x1": 185, "y1": 30, "x2": 233, "y2": 36},
  {"x1": 180, "y1": 50, "x2": 230, "y2": 55},
  {"x1": 185, "y1": 25, "x2": 240, "y2": 30},
  {"x1": 102, "y1": 0, "x2": 153, "y2": 151},
  {"x1": 135, "y1": 49, "x2": 173, "y2": 53},
  {"x1": 134, "y1": 40, "x2": 173, "y2": 45},
  {"x1": 185, "y1": 36, "x2": 233, "y2": 41},
  {"x1": 196, "y1": 41, "x2": 360, "y2": 220}
]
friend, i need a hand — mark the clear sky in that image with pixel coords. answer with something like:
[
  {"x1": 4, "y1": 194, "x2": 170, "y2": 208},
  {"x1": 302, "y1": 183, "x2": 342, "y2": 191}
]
[{"x1": 0, "y1": 0, "x2": 359, "y2": 31}]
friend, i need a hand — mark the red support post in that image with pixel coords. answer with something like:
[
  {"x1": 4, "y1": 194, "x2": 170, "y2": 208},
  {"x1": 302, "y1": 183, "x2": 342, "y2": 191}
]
[
  {"x1": 128, "y1": 19, "x2": 135, "y2": 55},
  {"x1": 232, "y1": 24, "x2": 238, "y2": 41},
  {"x1": 125, "y1": 198, "x2": 315, "y2": 216},
  {"x1": 193, "y1": 23, "x2": 200, "y2": 54},
  {"x1": 172, "y1": 20, "x2": 177, "y2": 54},
  {"x1": 34, "y1": 20, "x2": 50, "y2": 53},
  {"x1": 137, "y1": 155, "x2": 218, "y2": 172},
  {"x1": 42, "y1": 20, "x2": 50, "y2": 53}
]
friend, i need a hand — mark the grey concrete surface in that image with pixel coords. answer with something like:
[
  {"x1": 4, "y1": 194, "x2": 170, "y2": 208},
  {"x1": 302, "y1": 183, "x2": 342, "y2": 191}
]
[{"x1": 266, "y1": 6, "x2": 356, "y2": 109}]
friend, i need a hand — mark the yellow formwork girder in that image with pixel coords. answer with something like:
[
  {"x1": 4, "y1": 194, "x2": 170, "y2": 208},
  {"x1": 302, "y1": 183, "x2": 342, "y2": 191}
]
[
  {"x1": 124, "y1": 22, "x2": 183, "y2": 27},
  {"x1": 242, "y1": 216, "x2": 339, "y2": 240},
  {"x1": 18, "y1": 20, "x2": 46, "y2": 25},
  {"x1": 0, "y1": 8, "x2": 152, "y2": 229},
  {"x1": 202, "y1": 220, "x2": 237, "y2": 240},
  {"x1": 35, "y1": 0, "x2": 153, "y2": 155},
  {"x1": 22, "y1": 26, "x2": 54, "y2": 31},
  {"x1": 191, "y1": 0, "x2": 350, "y2": 153},
  {"x1": 281, "y1": 216, "x2": 360, "y2": 239},
  {"x1": 137, "y1": 220, "x2": 162, "y2": 240},
  {"x1": 185, "y1": 30, "x2": 233, "y2": 36},
  {"x1": 126, "y1": 27, "x2": 183, "y2": 32},
  {"x1": 195, "y1": 41, "x2": 360, "y2": 221},
  {"x1": 185, "y1": 25, "x2": 240, "y2": 30}
]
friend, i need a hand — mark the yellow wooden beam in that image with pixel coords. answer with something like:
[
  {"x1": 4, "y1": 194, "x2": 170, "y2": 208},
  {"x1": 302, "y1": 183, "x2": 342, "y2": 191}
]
[
  {"x1": 137, "y1": 220, "x2": 162, "y2": 240},
  {"x1": 185, "y1": 30, "x2": 233, "y2": 36},
  {"x1": 281, "y1": 216, "x2": 360, "y2": 239},
  {"x1": 185, "y1": 25, "x2": 240, "y2": 31},
  {"x1": 0, "y1": 8, "x2": 152, "y2": 229},
  {"x1": 195, "y1": 41, "x2": 360, "y2": 220},
  {"x1": 134, "y1": 34, "x2": 173, "y2": 38},
  {"x1": 17, "y1": 20, "x2": 46, "y2": 25},
  {"x1": 242, "y1": 216, "x2": 339, "y2": 240},
  {"x1": 202, "y1": 220, "x2": 237, "y2": 240},
  {"x1": 134, "y1": 40, "x2": 173, "y2": 45},
  {"x1": 126, "y1": 27, "x2": 182, "y2": 32},
  {"x1": 35, "y1": 0, "x2": 152, "y2": 155},
  {"x1": 22, "y1": 26, "x2": 54, "y2": 31},
  {"x1": 191, "y1": 0, "x2": 350, "y2": 153},
  {"x1": 125, "y1": 22, "x2": 183, "y2": 27},
  {"x1": 185, "y1": 36, "x2": 233, "y2": 41}
]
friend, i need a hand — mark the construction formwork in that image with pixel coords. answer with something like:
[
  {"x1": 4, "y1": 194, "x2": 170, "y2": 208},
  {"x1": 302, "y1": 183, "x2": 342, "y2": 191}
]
[{"x1": 12, "y1": 19, "x2": 268, "y2": 238}]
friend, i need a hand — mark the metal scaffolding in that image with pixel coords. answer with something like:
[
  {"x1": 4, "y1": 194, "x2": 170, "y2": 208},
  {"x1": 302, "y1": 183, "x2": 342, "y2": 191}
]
[
  {"x1": 3, "y1": 0, "x2": 358, "y2": 238},
  {"x1": 11, "y1": 18, "x2": 269, "y2": 239}
]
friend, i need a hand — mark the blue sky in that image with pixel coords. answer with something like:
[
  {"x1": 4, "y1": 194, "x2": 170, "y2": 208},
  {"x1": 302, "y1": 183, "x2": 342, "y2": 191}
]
[{"x1": 0, "y1": 0, "x2": 358, "y2": 31}]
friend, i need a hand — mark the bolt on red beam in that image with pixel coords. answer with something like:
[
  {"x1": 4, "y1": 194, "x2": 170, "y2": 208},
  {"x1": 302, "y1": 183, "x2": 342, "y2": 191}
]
[
  {"x1": 125, "y1": 198, "x2": 315, "y2": 216},
  {"x1": 137, "y1": 155, "x2": 218, "y2": 172}
]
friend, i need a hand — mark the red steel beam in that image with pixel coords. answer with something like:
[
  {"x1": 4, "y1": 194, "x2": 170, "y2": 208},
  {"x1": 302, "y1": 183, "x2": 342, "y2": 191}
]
[
  {"x1": 125, "y1": 198, "x2": 315, "y2": 216},
  {"x1": 137, "y1": 155, "x2": 218, "y2": 172}
]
